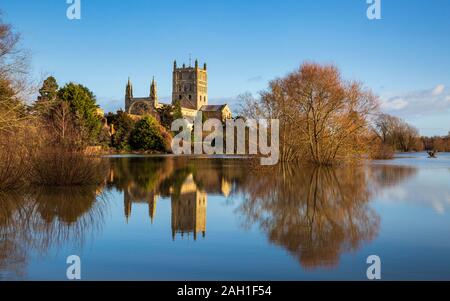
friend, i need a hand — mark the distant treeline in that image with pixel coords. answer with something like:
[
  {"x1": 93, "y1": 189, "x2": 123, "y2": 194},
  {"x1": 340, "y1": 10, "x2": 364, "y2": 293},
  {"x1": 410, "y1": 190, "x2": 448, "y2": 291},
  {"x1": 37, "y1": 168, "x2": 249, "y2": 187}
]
[
  {"x1": 421, "y1": 136, "x2": 450, "y2": 152},
  {"x1": 373, "y1": 113, "x2": 450, "y2": 154}
]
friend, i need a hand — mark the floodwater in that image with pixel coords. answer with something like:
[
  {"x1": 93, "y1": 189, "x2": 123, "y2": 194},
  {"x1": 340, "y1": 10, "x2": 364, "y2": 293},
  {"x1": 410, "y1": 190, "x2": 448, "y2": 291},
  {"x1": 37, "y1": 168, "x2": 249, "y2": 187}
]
[{"x1": 1, "y1": 153, "x2": 450, "y2": 280}]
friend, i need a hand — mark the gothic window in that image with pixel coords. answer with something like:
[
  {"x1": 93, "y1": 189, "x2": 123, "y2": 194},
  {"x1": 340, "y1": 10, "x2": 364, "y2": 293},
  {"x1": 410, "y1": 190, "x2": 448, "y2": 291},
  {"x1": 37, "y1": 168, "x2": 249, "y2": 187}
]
[{"x1": 129, "y1": 101, "x2": 151, "y2": 115}]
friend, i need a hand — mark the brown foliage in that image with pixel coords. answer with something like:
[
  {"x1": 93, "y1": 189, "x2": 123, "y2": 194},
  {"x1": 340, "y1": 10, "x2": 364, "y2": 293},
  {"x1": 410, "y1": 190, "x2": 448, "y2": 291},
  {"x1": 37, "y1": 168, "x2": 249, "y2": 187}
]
[
  {"x1": 239, "y1": 62, "x2": 379, "y2": 165},
  {"x1": 30, "y1": 147, "x2": 109, "y2": 186},
  {"x1": 368, "y1": 139, "x2": 395, "y2": 160},
  {"x1": 237, "y1": 164, "x2": 380, "y2": 269},
  {"x1": 0, "y1": 134, "x2": 30, "y2": 190},
  {"x1": 373, "y1": 113, "x2": 422, "y2": 152},
  {"x1": 422, "y1": 135, "x2": 450, "y2": 152}
]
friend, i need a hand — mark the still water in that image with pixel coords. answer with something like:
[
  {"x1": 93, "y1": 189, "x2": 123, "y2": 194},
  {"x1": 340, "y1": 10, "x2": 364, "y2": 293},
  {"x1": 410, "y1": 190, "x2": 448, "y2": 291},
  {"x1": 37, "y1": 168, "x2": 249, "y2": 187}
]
[{"x1": 1, "y1": 153, "x2": 450, "y2": 280}]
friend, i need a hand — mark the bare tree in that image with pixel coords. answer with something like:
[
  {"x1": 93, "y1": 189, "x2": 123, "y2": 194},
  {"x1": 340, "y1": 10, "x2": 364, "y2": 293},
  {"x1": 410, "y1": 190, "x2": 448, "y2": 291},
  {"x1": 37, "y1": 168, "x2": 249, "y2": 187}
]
[
  {"x1": 0, "y1": 13, "x2": 31, "y2": 134},
  {"x1": 373, "y1": 113, "x2": 421, "y2": 152},
  {"x1": 0, "y1": 13, "x2": 29, "y2": 80},
  {"x1": 239, "y1": 62, "x2": 379, "y2": 165}
]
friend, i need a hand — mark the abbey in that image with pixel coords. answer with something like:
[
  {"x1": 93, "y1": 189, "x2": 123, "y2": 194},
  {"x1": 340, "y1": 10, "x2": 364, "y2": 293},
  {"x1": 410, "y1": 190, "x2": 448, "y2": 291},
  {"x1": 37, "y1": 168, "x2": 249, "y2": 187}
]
[{"x1": 125, "y1": 60, "x2": 232, "y2": 122}]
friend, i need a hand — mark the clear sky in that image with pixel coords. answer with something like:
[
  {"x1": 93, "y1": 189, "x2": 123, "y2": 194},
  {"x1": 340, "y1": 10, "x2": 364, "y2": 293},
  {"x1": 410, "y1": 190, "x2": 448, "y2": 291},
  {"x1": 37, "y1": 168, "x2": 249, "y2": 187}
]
[{"x1": 2, "y1": 0, "x2": 450, "y2": 136}]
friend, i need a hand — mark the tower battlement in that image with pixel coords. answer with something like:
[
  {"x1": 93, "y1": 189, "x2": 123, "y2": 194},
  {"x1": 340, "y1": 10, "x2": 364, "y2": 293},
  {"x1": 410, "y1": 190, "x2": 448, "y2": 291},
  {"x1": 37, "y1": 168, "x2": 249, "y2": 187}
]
[{"x1": 172, "y1": 59, "x2": 208, "y2": 110}]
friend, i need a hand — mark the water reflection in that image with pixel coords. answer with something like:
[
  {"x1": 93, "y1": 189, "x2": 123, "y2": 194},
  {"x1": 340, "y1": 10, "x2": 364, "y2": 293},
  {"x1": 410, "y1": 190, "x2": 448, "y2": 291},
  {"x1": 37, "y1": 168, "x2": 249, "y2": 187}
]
[
  {"x1": 368, "y1": 164, "x2": 417, "y2": 190},
  {"x1": 370, "y1": 163, "x2": 450, "y2": 214},
  {"x1": 106, "y1": 157, "x2": 240, "y2": 240},
  {"x1": 236, "y1": 166, "x2": 378, "y2": 269},
  {"x1": 238, "y1": 164, "x2": 420, "y2": 269},
  {"x1": 105, "y1": 158, "x2": 419, "y2": 269},
  {"x1": 0, "y1": 186, "x2": 107, "y2": 279},
  {"x1": 0, "y1": 156, "x2": 426, "y2": 279}
]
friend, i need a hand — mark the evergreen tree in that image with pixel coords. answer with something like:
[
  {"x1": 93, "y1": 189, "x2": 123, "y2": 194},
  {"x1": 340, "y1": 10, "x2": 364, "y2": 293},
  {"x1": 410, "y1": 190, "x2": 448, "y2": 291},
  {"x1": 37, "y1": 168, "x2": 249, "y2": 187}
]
[
  {"x1": 109, "y1": 110, "x2": 136, "y2": 150},
  {"x1": 58, "y1": 83, "x2": 102, "y2": 145},
  {"x1": 38, "y1": 76, "x2": 59, "y2": 102},
  {"x1": 129, "y1": 116, "x2": 166, "y2": 152},
  {"x1": 35, "y1": 76, "x2": 59, "y2": 117}
]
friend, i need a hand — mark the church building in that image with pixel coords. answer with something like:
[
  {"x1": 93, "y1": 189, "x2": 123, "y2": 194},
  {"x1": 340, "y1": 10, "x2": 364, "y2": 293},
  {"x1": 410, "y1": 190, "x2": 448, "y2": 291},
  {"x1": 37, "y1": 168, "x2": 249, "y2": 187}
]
[{"x1": 124, "y1": 60, "x2": 232, "y2": 122}]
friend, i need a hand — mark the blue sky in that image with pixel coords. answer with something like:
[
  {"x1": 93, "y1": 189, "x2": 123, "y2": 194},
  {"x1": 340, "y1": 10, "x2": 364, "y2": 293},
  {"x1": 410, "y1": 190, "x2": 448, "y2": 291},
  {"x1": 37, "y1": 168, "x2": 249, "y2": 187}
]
[{"x1": 2, "y1": 0, "x2": 450, "y2": 135}]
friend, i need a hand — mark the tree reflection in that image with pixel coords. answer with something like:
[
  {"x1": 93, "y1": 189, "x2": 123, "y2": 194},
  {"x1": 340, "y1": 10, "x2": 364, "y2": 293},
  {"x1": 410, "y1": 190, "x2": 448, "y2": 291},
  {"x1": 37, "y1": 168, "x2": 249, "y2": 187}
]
[
  {"x1": 367, "y1": 164, "x2": 417, "y2": 191},
  {"x1": 0, "y1": 185, "x2": 107, "y2": 279},
  {"x1": 237, "y1": 165, "x2": 380, "y2": 269}
]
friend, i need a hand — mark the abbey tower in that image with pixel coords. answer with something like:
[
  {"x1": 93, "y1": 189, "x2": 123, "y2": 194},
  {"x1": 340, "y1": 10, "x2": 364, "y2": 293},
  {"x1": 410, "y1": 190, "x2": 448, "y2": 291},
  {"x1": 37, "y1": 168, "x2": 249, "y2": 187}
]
[{"x1": 172, "y1": 60, "x2": 208, "y2": 110}]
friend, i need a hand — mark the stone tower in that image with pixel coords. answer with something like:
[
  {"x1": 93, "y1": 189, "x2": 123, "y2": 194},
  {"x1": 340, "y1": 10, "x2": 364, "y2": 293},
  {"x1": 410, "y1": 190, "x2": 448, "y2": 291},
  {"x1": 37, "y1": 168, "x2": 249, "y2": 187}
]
[
  {"x1": 125, "y1": 77, "x2": 133, "y2": 112},
  {"x1": 172, "y1": 59, "x2": 208, "y2": 110}
]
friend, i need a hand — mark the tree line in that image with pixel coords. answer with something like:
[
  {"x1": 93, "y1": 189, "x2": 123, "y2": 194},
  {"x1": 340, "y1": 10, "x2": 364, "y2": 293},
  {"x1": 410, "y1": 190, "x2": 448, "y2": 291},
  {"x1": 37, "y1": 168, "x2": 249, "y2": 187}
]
[{"x1": 372, "y1": 113, "x2": 450, "y2": 156}]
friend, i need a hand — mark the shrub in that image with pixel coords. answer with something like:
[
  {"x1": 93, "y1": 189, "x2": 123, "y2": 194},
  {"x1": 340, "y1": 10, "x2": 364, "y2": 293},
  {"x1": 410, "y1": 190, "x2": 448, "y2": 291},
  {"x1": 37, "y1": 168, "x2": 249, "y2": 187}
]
[
  {"x1": 108, "y1": 111, "x2": 136, "y2": 150},
  {"x1": 30, "y1": 146, "x2": 108, "y2": 186},
  {"x1": 0, "y1": 135, "x2": 30, "y2": 191},
  {"x1": 129, "y1": 116, "x2": 170, "y2": 152},
  {"x1": 369, "y1": 141, "x2": 394, "y2": 160}
]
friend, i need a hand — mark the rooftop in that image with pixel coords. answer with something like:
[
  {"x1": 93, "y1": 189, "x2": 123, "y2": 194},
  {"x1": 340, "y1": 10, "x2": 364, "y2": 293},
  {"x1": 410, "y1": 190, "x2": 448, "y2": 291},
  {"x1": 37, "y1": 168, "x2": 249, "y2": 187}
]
[{"x1": 200, "y1": 105, "x2": 227, "y2": 112}]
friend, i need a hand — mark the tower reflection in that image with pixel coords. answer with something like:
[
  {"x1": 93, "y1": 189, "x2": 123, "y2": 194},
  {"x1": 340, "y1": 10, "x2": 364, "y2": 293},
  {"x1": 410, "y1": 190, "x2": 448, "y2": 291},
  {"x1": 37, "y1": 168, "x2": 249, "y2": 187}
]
[
  {"x1": 108, "y1": 157, "x2": 236, "y2": 240},
  {"x1": 170, "y1": 174, "x2": 207, "y2": 240}
]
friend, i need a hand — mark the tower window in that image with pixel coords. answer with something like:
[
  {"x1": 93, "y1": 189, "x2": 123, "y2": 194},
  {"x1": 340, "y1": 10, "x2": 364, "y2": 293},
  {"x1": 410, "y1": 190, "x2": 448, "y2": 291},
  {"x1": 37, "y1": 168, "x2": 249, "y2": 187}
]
[
  {"x1": 189, "y1": 95, "x2": 192, "y2": 100},
  {"x1": 179, "y1": 95, "x2": 182, "y2": 100}
]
